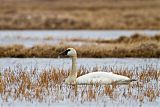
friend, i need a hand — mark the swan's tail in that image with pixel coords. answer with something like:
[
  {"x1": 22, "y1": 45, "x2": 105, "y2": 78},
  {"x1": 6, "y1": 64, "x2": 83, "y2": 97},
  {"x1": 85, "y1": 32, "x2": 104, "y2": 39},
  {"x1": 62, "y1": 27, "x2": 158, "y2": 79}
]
[
  {"x1": 130, "y1": 79, "x2": 137, "y2": 82},
  {"x1": 114, "y1": 79, "x2": 136, "y2": 85}
]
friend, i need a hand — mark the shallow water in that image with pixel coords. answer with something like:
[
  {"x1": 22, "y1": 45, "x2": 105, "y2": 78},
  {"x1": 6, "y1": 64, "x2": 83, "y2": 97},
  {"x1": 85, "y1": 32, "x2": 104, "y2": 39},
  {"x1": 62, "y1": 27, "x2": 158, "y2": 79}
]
[
  {"x1": 0, "y1": 30, "x2": 160, "y2": 47},
  {"x1": 0, "y1": 58, "x2": 160, "y2": 107},
  {"x1": 0, "y1": 30, "x2": 160, "y2": 107},
  {"x1": 0, "y1": 58, "x2": 159, "y2": 71},
  {"x1": 1, "y1": 30, "x2": 160, "y2": 39}
]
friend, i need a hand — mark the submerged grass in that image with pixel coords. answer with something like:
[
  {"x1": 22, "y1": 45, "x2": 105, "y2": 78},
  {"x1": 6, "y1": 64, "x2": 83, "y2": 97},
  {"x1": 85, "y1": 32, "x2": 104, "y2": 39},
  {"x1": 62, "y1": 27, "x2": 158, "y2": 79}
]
[
  {"x1": 0, "y1": 34, "x2": 160, "y2": 58},
  {"x1": 0, "y1": 65, "x2": 159, "y2": 106}
]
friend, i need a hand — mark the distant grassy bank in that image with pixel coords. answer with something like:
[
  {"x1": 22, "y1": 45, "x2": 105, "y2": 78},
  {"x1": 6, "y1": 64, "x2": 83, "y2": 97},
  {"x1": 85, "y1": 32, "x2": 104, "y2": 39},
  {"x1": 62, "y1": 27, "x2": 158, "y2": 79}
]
[
  {"x1": 0, "y1": 0, "x2": 160, "y2": 29},
  {"x1": 0, "y1": 34, "x2": 160, "y2": 58}
]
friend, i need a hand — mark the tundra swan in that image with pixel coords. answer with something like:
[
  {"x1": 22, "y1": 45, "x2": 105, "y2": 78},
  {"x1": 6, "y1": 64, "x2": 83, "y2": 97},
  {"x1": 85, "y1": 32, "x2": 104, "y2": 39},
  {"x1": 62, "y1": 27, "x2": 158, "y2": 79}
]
[{"x1": 60, "y1": 48, "x2": 136, "y2": 85}]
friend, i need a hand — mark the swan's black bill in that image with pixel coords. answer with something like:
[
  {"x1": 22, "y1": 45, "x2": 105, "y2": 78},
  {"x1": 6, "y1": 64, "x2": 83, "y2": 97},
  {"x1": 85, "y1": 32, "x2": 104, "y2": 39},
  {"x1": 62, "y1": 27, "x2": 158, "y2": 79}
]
[{"x1": 59, "y1": 49, "x2": 70, "y2": 56}]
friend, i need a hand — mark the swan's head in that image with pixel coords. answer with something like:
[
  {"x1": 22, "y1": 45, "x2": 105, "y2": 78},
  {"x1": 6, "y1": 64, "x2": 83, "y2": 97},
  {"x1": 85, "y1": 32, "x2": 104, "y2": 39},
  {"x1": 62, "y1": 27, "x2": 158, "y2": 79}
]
[{"x1": 60, "y1": 48, "x2": 77, "y2": 57}]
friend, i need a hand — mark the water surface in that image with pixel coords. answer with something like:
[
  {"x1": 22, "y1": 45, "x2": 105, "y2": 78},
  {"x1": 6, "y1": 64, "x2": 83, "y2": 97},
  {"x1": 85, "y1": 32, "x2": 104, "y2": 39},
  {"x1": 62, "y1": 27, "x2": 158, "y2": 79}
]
[
  {"x1": 0, "y1": 58, "x2": 159, "y2": 71},
  {"x1": 0, "y1": 58, "x2": 160, "y2": 107},
  {"x1": 0, "y1": 30, "x2": 160, "y2": 47}
]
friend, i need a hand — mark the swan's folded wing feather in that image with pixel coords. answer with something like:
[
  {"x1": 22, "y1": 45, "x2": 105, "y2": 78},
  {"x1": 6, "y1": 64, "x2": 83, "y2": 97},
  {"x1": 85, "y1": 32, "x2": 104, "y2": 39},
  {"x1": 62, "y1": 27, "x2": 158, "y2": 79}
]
[
  {"x1": 76, "y1": 72, "x2": 113, "y2": 84},
  {"x1": 76, "y1": 72, "x2": 130, "y2": 85}
]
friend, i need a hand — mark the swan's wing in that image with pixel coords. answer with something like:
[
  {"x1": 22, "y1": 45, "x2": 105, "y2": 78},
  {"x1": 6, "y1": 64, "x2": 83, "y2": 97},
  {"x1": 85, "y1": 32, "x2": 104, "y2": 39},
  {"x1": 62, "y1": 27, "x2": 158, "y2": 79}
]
[
  {"x1": 76, "y1": 72, "x2": 130, "y2": 85},
  {"x1": 77, "y1": 76, "x2": 112, "y2": 85},
  {"x1": 108, "y1": 73, "x2": 130, "y2": 81},
  {"x1": 76, "y1": 72, "x2": 113, "y2": 84}
]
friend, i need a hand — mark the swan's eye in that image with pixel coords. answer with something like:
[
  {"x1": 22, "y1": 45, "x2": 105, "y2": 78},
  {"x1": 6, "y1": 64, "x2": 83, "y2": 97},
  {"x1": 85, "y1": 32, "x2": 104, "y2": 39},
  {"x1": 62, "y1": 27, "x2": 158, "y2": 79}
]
[
  {"x1": 66, "y1": 49, "x2": 70, "y2": 52},
  {"x1": 63, "y1": 49, "x2": 71, "y2": 55}
]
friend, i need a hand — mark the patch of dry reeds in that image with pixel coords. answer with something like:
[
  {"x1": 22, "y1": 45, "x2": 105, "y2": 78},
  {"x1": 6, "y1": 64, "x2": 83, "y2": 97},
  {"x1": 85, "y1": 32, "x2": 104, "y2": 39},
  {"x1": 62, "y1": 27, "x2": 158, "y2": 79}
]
[
  {"x1": 0, "y1": 65, "x2": 159, "y2": 105},
  {"x1": 0, "y1": 34, "x2": 160, "y2": 58}
]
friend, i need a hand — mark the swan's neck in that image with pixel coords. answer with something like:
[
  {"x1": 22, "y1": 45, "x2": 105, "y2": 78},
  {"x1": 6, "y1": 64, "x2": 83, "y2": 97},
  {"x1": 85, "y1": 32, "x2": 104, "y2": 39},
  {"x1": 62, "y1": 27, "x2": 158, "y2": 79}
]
[
  {"x1": 65, "y1": 56, "x2": 77, "y2": 84},
  {"x1": 70, "y1": 56, "x2": 77, "y2": 77}
]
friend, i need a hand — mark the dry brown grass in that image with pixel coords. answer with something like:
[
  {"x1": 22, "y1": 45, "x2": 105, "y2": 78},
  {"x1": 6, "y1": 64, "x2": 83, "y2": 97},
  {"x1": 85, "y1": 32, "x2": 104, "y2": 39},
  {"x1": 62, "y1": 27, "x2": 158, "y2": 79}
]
[
  {"x1": 68, "y1": 33, "x2": 160, "y2": 44},
  {"x1": 0, "y1": 34, "x2": 160, "y2": 58},
  {"x1": 0, "y1": 65, "x2": 159, "y2": 105},
  {"x1": 0, "y1": 0, "x2": 160, "y2": 29}
]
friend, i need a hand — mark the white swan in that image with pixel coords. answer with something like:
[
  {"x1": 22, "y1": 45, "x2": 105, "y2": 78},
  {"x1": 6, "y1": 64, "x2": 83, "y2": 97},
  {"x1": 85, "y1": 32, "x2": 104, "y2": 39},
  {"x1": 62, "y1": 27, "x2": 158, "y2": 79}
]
[{"x1": 60, "y1": 48, "x2": 136, "y2": 85}]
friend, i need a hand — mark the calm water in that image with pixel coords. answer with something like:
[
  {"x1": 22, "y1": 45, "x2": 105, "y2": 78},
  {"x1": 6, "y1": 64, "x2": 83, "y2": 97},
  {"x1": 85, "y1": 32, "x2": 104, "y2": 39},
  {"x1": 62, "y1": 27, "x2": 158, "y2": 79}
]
[
  {"x1": 0, "y1": 30, "x2": 160, "y2": 107},
  {"x1": 0, "y1": 58, "x2": 159, "y2": 72},
  {"x1": 0, "y1": 30, "x2": 160, "y2": 39},
  {"x1": 0, "y1": 58, "x2": 160, "y2": 107},
  {"x1": 0, "y1": 30, "x2": 160, "y2": 47}
]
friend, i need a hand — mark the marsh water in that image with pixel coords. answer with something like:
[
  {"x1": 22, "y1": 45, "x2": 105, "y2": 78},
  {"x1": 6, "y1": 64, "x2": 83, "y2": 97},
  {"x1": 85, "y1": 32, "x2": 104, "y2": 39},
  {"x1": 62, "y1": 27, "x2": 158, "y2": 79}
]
[
  {"x1": 0, "y1": 30, "x2": 160, "y2": 47},
  {"x1": 0, "y1": 58, "x2": 160, "y2": 107},
  {"x1": 0, "y1": 30, "x2": 160, "y2": 107},
  {"x1": 0, "y1": 58, "x2": 160, "y2": 72},
  {"x1": 0, "y1": 30, "x2": 160, "y2": 71}
]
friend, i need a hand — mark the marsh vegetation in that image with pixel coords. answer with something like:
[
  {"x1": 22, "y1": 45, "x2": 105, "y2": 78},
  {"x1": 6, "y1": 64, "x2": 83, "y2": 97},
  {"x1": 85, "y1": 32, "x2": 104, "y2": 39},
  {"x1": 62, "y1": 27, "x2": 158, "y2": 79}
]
[
  {"x1": 0, "y1": 34, "x2": 160, "y2": 58},
  {"x1": 0, "y1": 30, "x2": 159, "y2": 107},
  {"x1": 0, "y1": 0, "x2": 160, "y2": 29},
  {"x1": 0, "y1": 65, "x2": 159, "y2": 107},
  {"x1": 0, "y1": 0, "x2": 160, "y2": 106}
]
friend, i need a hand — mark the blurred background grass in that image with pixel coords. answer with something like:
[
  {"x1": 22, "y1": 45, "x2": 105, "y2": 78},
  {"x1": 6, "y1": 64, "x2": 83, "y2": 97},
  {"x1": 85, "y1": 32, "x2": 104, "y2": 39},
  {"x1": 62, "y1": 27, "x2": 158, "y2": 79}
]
[{"x1": 0, "y1": 0, "x2": 160, "y2": 29}]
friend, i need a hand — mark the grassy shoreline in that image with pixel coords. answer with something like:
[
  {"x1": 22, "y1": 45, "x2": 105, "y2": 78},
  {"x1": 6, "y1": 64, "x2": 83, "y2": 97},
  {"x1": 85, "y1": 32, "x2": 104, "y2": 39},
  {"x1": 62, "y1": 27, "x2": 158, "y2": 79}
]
[
  {"x1": 0, "y1": 34, "x2": 160, "y2": 58},
  {"x1": 0, "y1": 0, "x2": 160, "y2": 29}
]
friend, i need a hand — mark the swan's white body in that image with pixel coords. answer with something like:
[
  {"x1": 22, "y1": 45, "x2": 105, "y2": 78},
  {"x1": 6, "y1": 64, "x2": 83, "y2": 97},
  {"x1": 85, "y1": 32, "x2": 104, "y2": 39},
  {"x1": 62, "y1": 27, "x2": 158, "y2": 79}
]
[
  {"x1": 60, "y1": 48, "x2": 135, "y2": 85},
  {"x1": 76, "y1": 72, "x2": 130, "y2": 85}
]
